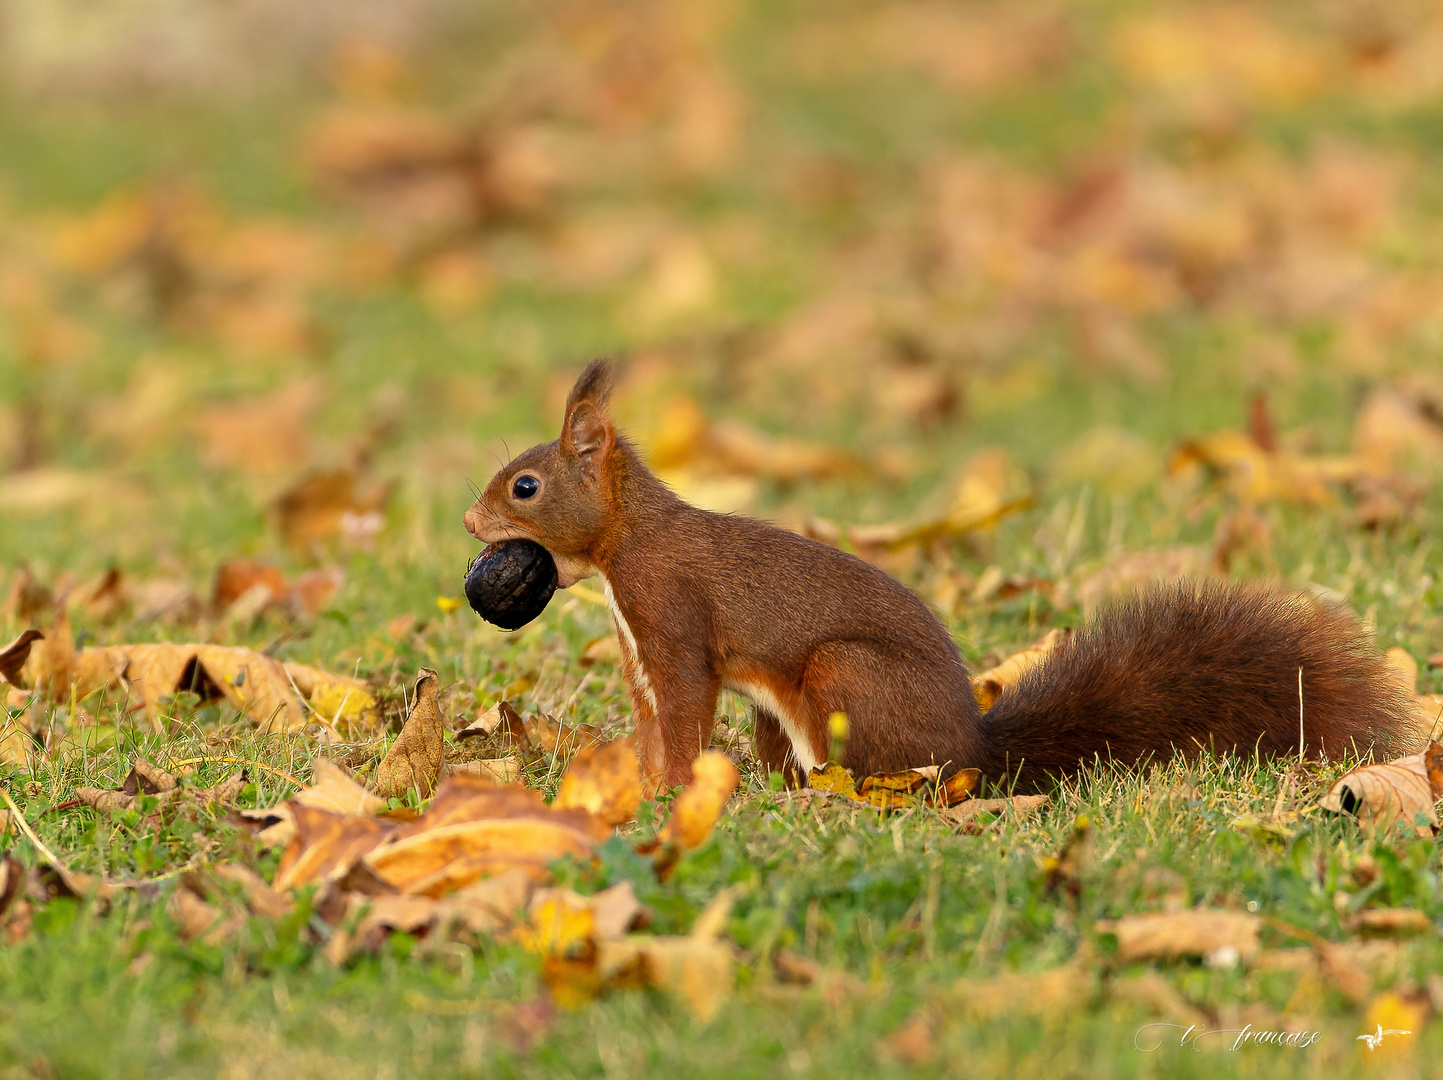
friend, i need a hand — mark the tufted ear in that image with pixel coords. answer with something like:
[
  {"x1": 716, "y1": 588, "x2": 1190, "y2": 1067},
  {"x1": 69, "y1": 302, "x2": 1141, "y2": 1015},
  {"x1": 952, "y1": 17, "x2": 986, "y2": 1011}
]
[{"x1": 560, "y1": 359, "x2": 615, "y2": 482}]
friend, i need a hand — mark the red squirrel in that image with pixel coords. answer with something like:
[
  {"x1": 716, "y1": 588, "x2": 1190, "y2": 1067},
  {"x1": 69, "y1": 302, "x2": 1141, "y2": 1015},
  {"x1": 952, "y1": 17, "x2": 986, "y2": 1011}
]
[{"x1": 464, "y1": 360, "x2": 1421, "y2": 791}]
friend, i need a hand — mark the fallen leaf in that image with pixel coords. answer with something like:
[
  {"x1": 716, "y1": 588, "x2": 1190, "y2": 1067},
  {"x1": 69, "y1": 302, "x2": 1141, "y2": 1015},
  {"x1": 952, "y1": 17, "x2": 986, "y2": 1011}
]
[
  {"x1": 168, "y1": 888, "x2": 235, "y2": 945},
  {"x1": 878, "y1": 1012, "x2": 935, "y2": 1067},
  {"x1": 212, "y1": 864, "x2": 291, "y2": 920},
  {"x1": 553, "y1": 737, "x2": 641, "y2": 826},
  {"x1": 212, "y1": 559, "x2": 289, "y2": 613},
  {"x1": 443, "y1": 757, "x2": 522, "y2": 785},
  {"x1": 599, "y1": 888, "x2": 737, "y2": 1021},
  {"x1": 373, "y1": 668, "x2": 444, "y2": 799},
  {"x1": 272, "y1": 804, "x2": 396, "y2": 892},
  {"x1": 807, "y1": 762, "x2": 857, "y2": 799},
  {"x1": 806, "y1": 762, "x2": 979, "y2": 810},
  {"x1": 971, "y1": 628, "x2": 1070, "y2": 711},
  {"x1": 1344, "y1": 908, "x2": 1433, "y2": 938},
  {"x1": 662, "y1": 752, "x2": 740, "y2": 849},
  {"x1": 360, "y1": 776, "x2": 607, "y2": 896},
  {"x1": 283, "y1": 662, "x2": 375, "y2": 728},
  {"x1": 270, "y1": 467, "x2": 391, "y2": 551},
  {"x1": 1318, "y1": 744, "x2": 1441, "y2": 835},
  {"x1": 194, "y1": 381, "x2": 320, "y2": 475},
  {"x1": 73, "y1": 767, "x2": 246, "y2": 816},
  {"x1": 941, "y1": 793, "x2": 1049, "y2": 824},
  {"x1": 1169, "y1": 430, "x2": 1359, "y2": 506},
  {"x1": 1097, "y1": 909, "x2": 1261, "y2": 964},
  {"x1": 299, "y1": 758, "x2": 386, "y2": 816},
  {"x1": 522, "y1": 712, "x2": 605, "y2": 756},
  {"x1": 0, "y1": 630, "x2": 43, "y2": 687},
  {"x1": 366, "y1": 814, "x2": 597, "y2": 897}
]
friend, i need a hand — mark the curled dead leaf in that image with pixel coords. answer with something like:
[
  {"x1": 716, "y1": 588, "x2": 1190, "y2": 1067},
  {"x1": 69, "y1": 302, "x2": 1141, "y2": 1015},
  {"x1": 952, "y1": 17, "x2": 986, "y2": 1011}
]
[
  {"x1": 0, "y1": 630, "x2": 43, "y2": 687},
  {"x1": 373, "y1": 669, "x2": 444, "y2": 800},
  {"x1": 1318, "y1": 744, "x2": 1441, "y2": 836}
]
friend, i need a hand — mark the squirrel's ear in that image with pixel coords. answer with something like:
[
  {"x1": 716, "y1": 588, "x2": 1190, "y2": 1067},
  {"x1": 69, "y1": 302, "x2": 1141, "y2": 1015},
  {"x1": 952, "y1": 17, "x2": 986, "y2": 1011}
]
[{"x1": 561, "y1": 359, "x2": 615, "y2": 481}]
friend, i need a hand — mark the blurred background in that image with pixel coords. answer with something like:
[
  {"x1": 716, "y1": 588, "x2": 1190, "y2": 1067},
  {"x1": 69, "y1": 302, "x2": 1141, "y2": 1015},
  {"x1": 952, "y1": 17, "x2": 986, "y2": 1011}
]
[{"x1": 1, "y1": 0, "x2": 1440, "y2": 683}]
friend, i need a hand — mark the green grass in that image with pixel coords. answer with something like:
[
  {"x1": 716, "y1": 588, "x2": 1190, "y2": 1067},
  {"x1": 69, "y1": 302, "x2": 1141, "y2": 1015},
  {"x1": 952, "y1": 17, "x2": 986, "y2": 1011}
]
[{"x1": 2, "y1": 0, "x2": 1443, "y2": 1075}]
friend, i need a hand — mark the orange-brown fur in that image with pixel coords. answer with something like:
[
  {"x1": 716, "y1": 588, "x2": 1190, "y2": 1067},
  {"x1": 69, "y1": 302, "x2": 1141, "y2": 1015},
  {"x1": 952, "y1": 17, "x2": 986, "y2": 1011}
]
[{"x1": 465, "y1": 360, "x2": 1422, "y2": 791}]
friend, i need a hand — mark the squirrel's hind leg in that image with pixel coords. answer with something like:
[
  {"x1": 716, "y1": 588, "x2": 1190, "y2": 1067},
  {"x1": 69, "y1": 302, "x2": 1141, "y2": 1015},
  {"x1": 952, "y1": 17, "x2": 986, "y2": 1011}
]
[
  {"x1": 801, "y1": 641, "x2": 981, "y2": 777},
  {"x1": 752, "y1": 707, "x2": 810, "y2": 788}
]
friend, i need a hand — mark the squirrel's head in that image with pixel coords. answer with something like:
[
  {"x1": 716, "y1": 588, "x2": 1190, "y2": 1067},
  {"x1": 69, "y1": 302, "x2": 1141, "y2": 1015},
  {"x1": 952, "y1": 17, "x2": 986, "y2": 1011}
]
[{"x1": 464, "y1": 359, "x2": 617, "y2": 587}]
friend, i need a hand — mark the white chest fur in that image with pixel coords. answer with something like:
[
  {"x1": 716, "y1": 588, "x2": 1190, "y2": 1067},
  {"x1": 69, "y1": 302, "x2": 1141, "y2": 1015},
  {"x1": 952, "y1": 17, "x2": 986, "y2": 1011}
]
[
  {"x1": 728, "y1": 680, "x2": 819, "y2": 773},
  {"x1": 601, "y1": 576, "x2": 660, "y2": 713}
]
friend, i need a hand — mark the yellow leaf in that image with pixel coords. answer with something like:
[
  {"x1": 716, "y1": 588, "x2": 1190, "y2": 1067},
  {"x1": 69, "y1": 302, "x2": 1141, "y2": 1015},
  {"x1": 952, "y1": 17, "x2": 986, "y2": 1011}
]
[
  {"x1": 554, "y1": 737, "x2": 641, "y2": 827},
  {"x1": 972, "y1": 629, "x2": 1070, "y2": 711},
  {"x1": 662, "y1": 752, "x2": 740, "y2": 850}
]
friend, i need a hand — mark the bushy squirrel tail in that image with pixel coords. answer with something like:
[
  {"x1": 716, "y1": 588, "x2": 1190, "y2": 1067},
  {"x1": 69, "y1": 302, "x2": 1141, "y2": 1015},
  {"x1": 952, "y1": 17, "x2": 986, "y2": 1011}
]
[{"x1": 977, "y1": 579, "x2": 1424, "y2": 792}]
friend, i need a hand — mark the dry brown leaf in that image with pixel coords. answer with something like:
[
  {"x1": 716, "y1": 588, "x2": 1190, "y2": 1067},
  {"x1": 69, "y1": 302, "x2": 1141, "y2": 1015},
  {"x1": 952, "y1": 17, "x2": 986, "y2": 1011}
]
[
  {"x1": 1353, "y1": 386, "x2": 1443, "y2": 476},
  {"x1": 74, "y1": 769, "x2": 245, "y2": 816},
  {"x1": 523, "y1": 712, "x2": 604, "y2": 756},
  {"x1": 213, "y1": 559, "x2": 289, "y2": 613},
  {"x1": 598, "y1": 888, "x2": 737, "y2": 1021},
  {"x1": 662, "y1": 752, "x2": 740, "y2": 850},
  {"x1": 1318, "y1": 744, "x2": 1441, "y2": 835},
  {"x1": 213, "y1": 864, "x2": 290, "y2": 920},
  {"x1": 194, "y1": 381, "x2": 320, "y2": 475},
  {"x1": 1344, "y1": 908, "x2": 1433, "y2": 938},
  {"x1": 971, "y1": 629, "x2": 1070, "y2": 711},
  {"x1": 366, "y1": 818, "x2": 597, "y2": 897},
  {"x1": 1427, "y1": 742, "x2": 1443, "y2": 800},
  {"x1": 115, "y1": 642, "x2": 305, "y2": 731},
  {"x1": 1097, "y1": 909, "x2": 1261, "y2": 964},
  {"x1": 877, "y1": 1012, "x2": 935, "y2": 1067},
  {"x1": 356, "y1": 776, "x2": 607, "y2": 896},
  {"x1": 442, "y1": 758, "x2": 521, "y2": 785},
  {"x1": 299, "y1": 758, "x2": 386, "y2": 816},
  {"x1": 270, "y1": 467, "x2": 390, "y2": 551},
  {"x1": 1168, "y1": 431, "x2": 1359, "y2": 506},
  {"x1": 168, "y1": 888, "x2": 235, "y2": 945},
  {"x1": 272, "y1": 804, "x2": 396, "y2": 893},
  {"x1": 941, "y1": 793, "x2": 1049, "y2": 824},
  {"x1": 553, "y1": 737, "x2": 641, "y2": 826},
  {"x1": 373, "y1": 668, "x2": 444, "y2": 800},
  {"x1": 0, "y1": 630, "x2": 42, "y2": 687},
  {"x1": 28, "y1": 610, "x2": 75, "y2": 694},
  {"x1": 448, "y1": 868, "x2": 538, "y2": 936}
]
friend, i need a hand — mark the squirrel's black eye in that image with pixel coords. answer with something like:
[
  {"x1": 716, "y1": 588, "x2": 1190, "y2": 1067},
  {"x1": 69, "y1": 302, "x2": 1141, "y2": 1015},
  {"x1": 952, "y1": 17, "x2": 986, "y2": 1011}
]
[{"x1": 512, "y1": 474, "x2": 541, "y2": 500}]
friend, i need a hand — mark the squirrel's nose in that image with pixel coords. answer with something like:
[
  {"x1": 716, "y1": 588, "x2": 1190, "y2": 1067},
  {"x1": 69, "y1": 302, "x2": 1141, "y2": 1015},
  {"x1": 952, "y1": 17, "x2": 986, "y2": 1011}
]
[{"x1": 463, "y1": 505, "x2": 485, "y2": 540}]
